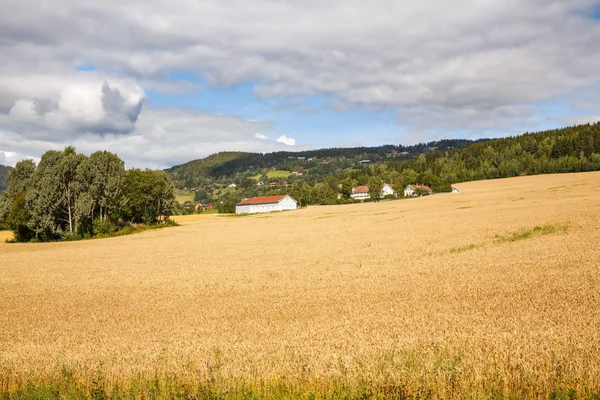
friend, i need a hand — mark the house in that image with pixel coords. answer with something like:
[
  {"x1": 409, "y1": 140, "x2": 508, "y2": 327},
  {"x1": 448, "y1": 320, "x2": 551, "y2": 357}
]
[
  {"x1": 404, "y1": 184, "x2": 433, "y2": 197},
  {"x1": 227, "y1": 183, "x2": 237, "y2": 188},
  {"x1": 291, "y1": 171, "x2": 303, "y2": 176},
  {"x1": 381, "y1": 183, "x2": 397, "y2": 197},
  {"x1": 235, "y1": 195, "x2": 298, "y2": 214},
  {"x1": 359, "y1": 160, "x2": 371, "y2": 165},
  {"x1": 451, "y1": 186, "x2": 461, "y2": 193},
  {"x1": 351, "y1": 185, "x2": 370, "y2": 201}
]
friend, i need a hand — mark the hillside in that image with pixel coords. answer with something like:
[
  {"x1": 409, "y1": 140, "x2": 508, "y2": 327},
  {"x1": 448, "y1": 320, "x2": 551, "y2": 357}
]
[
  {"x1": 0, "y1": 164, "x2": 11, "y2": 193},
  {"x1": 387, "y1": 122, "x2": 600, "y2": 182},
  {"x1": 165, "y1": 139, "x2": 483, "y2": 188}
]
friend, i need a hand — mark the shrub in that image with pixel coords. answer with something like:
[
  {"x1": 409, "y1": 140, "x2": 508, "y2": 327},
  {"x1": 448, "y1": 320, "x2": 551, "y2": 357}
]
[
  {"x1": 61, "y1": 232, "x2": 82, "y2": 241},
  {"x1": 92, "y1": 218, "x2": 116, "y2": 236}
]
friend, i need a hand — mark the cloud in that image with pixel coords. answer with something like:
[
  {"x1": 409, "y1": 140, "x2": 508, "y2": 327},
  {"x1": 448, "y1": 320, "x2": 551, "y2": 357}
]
[
  {"x1": 276, "y1": 135, "x2": 296, "y2": 146},
  {"x1": 0, "y1": 108, "x2": 306, "y2": 169},
  {"x1": 254, "y1": 133, "x2": 268, "y2": 140},
  {"x1": 1, "y1": 0, "x2": 600, "y2": 164},
  {"x1": 0, "y1": 74, "x2": 144, "y2": 139}
]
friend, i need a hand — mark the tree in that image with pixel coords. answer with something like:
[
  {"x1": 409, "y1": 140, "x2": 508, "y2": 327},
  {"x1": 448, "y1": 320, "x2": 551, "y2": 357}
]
[
  {"x1": 121, "y1": 169, "x2": 177, "y2": 224},
  {"x1": 0, "y1": 159, "x2": 36, "y2": 227},
  {"x1": 341, "y1": 178, "x2": 353, "y2": 199},
  {"x1": 367, "y1": 176, "x2": 384, "y2": 202},
  {"x1": 6, "y1": 192, "x2": 34, "y2": 242},
  {"x1": 311, "y1": 182, "x2": 337, "y2": 205},
  {"x1": 215, "y1": 191, "x2": 240, "y2": 213}
]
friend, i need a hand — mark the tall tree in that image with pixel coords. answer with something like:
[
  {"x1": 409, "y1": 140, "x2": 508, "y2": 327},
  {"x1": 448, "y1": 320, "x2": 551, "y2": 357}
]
[{"x1": 367, "y1": 176, "x2": 384, "y2": 202}]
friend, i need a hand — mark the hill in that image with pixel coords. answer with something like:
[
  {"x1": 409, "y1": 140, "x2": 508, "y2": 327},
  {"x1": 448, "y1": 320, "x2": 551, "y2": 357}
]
[
  {"x1": 387, "y1": 122, "x2": 600, "y2": 183},
  {"x1": 2, "y1": 172, "x2": 600, "y2": 398},
  {"x1": 165, "y1": 139, "x2": 483, "y2": 188},
  {"x1": 0, "y1": 164, "x2": 11, "y2": 193}
]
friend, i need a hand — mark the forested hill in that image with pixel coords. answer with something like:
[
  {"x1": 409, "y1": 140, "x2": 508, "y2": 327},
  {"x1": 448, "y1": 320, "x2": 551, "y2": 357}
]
[
  {"x1": 0, "y1": 165, "x2": 11, "y2": 193},
  {"x1": 386, "y1": 122, "x2": 600, "y2": 183},
  {"x1": 165, "y1": 139, "x2": 484, "y2": 188}
]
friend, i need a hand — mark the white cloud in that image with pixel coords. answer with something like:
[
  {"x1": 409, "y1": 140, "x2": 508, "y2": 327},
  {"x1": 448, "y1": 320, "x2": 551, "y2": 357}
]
[
  {"x1": 1, "y1": 0, "x2": 600, "y2": 165},
  {"x1": 0, "y1": 108, "x2": 306, "y2": 169},
  {"x1": 254, "y1": 133, "x2": 268, "y2": 140},
  {"x1": 276, "y1": 135, "x2": 296, "y2": 146}
]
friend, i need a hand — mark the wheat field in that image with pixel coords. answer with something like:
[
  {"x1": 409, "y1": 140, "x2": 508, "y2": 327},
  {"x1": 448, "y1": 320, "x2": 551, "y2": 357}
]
[{"x1": 1, "y1": 172, "x2": 600, "y2": 398}]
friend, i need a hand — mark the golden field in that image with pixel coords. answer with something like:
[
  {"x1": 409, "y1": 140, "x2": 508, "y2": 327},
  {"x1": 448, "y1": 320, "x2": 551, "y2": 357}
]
[{"x1": 1, "y1": 172, "x2": 600, "y2": 398}]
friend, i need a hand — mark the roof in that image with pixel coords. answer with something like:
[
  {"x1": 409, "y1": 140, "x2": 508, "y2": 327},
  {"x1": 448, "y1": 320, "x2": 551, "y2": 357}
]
[
  {"x1": 407, "y1": 184, "x2": 432, "y2": 192},
  {"x1": 236, "y1": 195, "x2": 290, "y2": 206},
  {"x1": 352, "y1": 185, "x2": 369, "y2": 193}
]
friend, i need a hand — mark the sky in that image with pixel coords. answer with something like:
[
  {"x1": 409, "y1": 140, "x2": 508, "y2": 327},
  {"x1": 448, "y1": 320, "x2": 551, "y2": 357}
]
[{"x1": 1, "y1": 0, "x2": 600, "y2": 169}]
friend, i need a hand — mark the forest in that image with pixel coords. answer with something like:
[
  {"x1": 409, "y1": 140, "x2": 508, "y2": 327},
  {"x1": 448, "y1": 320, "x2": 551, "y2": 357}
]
[{"x1": 0, "y1": 147, "x2": 177, "y2": 242}]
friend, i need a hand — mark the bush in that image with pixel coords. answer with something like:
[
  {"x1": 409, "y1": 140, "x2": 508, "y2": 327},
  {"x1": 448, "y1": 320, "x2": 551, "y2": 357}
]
[
  {"x1": 383, "y1": 194, "x2": 397, "y2": 200},
  {"x1": 92, "y1": 218, "x2": 117, "y2": 236},
  {"x1": 61, "y1": 232, "x2": 82, "y2": 241}
]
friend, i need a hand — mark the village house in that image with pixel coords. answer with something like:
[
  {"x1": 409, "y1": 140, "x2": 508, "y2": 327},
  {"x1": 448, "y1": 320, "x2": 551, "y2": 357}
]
[
  {"x1": 381, "y1": 183, "x2": 397, "y2": 197},
  {"x1": 351, "y1": 185, "x2": 370, "y2": 201},
  {"x1": 291, "y1": 171, "x2": 303, "y2": 176},
  {"x1": 351, "y1": 184, "x2": 397, "y2": 201},
  {"x1": 227, "y1": 183, "x2": 237, "y2": 188},
  {"x1": 404, "y1": 184, "x2": 433, "y2": 197},
  {"x1": 451, "y1": 186, "x2": 461, "y2": 193},
  {"x1": 235, "y1": 195, "x2": 298, "y2": 214}
]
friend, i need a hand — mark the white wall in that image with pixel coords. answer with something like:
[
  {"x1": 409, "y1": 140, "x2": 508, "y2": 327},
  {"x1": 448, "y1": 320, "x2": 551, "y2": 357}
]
[{"x1": 351, "y1": 192, "x2": 370, "y2": 200}]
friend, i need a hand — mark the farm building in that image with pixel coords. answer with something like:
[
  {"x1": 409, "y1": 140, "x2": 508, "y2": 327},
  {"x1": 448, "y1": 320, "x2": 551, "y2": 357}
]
[
  {"x1": 235, "y1": 195, "x2": 298, "y2": 214},
  {"x1": 351, "y1": 185, "x2": 370, "y2": 201},
  {"x1": 404, "y1": 184, "x2": 433, "y2": 197},
  {"x1": 452, "y1": 186, "x2": 461, "y2": 193}
]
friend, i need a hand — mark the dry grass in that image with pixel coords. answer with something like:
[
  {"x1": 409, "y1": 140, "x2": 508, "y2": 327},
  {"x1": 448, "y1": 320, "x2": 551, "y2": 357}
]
[{"x1": 2, "y1": 172, "x2": 600, "y2": 398}]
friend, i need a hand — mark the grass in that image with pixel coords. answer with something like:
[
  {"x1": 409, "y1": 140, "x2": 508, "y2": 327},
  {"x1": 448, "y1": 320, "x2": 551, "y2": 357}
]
[
  {"x1": 449, "y1": 243, "x2": 480, "y2": 254},
  {"x1": 495, "y1": 224, "x2": 569, "y2": 243},
  {"x1": 174, "y1": 189, "x2": 195, "y2": 204},
  {"x1": 253, "y1": 170, "x2": 291, "y2": 180},
  {"x1": 1, "y1": 172, "x2": 600, "y2": 399}
]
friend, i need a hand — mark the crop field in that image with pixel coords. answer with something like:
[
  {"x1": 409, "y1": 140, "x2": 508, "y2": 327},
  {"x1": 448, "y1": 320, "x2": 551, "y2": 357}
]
[{"x1": 1, "y1": 172, "x2": 600, "y2": 399}]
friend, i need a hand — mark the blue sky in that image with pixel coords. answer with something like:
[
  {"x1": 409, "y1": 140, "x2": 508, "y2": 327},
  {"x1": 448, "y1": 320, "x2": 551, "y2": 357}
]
[{"x1": 1, "y1": 0, "x2": 600, "y2": 168}]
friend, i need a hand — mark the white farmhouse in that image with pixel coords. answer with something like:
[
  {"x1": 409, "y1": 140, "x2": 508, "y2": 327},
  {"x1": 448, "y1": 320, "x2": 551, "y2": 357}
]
[
  {"x1": 381, "y1": 183, "x2": 397, "y2": 197},
  {"x1": 235, "y1": 195, "x2": 298, "y2": 214},
  {"x1": 351, "y1": 185, "x2": 370, "y2": 201},
  {"x1": 404, "y1": 184, "x2": 433, "y2": 197}
]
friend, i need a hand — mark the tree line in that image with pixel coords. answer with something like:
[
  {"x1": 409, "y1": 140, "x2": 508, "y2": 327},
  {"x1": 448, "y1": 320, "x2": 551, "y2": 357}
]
[{"x1": 0, "y1": 147, "x2": 177, "y2": 242}]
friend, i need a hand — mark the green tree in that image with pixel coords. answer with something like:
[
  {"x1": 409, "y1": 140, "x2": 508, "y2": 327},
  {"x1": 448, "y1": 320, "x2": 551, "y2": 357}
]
[
  {"x1": 367, "y1": 176, "x2": 384, "y2": 202},
  {"x1": 122, "y1": 169, "x2": 177, "y2": 223},
  {"x1": 341, "y1": 178, "x2": 353, "y2": 199},
  {"x1": 6, "y1": 192, "x2": 35, "y2": 242}
]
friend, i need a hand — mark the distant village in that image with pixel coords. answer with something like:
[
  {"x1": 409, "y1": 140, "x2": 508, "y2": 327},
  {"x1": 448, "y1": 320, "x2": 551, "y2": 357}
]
[{"x1": 184, "y1": 180, "x2": 460, "y2": 215}]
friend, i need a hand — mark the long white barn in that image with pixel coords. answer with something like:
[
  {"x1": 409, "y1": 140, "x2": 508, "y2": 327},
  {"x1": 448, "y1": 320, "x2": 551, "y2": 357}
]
[{"x1": 235, "y1": 195, "x2": 298, "y2": 214}]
